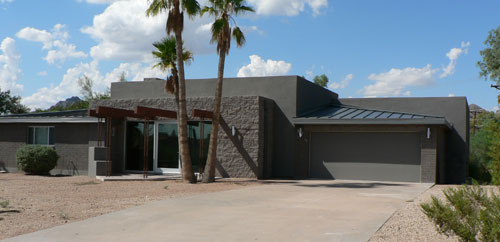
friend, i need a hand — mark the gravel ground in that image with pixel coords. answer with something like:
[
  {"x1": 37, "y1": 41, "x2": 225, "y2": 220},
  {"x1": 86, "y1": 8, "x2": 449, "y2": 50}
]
[
  {"x1": 370, "y1": 185, "x2": 500, "y2": 242},
  {"x1": 0, "y1": 173, "x2": 260, "y2": 240}
]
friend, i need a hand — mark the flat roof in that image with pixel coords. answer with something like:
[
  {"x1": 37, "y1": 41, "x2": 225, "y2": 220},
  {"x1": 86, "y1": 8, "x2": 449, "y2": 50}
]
[{"x1": 0, "y1": 109, "x2": 97, "y2": 123}]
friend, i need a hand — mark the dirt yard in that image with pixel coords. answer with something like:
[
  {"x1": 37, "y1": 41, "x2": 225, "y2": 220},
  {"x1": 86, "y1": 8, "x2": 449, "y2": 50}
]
[
  {"x1": 370, "y1": 185, "x2": 499, "y2": 242},
  {"x1": 0, "y1": 173, "x2": 260, "y2": 240}
]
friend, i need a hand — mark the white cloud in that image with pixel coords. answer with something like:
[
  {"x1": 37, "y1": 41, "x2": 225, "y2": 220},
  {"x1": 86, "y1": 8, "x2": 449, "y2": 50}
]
[
  {"x1": 237, "y1": 55, "x2": 292, "y2": 77},
  {"x1": 448, "y1": 93, "x2": 455, "y2": 97},
  {"x1": 0, "y1": 0, "x2": 13, "y2": 3},
  {"x1": 0, "y1": 37, "x2": 23, "y2": 94},
  {"x1": 361, "y1": 64, "x2": 437, "y2": 97},
  {"x1": 22, "y1": 60, "x2": 164, "y2": 109},
  {"x1": 440, "y1": 41, "x2": 470, "y2": 78},
  {"x1": 491, "y1": 106, "x2": 499, "y2": 113},
  {"x1": 16, "y1": 24, "x2": 87, "y2": 65},
  {"x1": 37, "y1": 71, "x2": 47, "y2": 76},
  {"x1": 328, "y1": 73, "x2": 353, "y2": 90},
  {"x1": 81, "y1": 0, "x2": 214, "y2": 62},
  {"x1": 360, "y1": 41, "x2": 471, "y2": 97},
  {"x1": 247, "y1": 0, "x2": 328, "y2": 16}
]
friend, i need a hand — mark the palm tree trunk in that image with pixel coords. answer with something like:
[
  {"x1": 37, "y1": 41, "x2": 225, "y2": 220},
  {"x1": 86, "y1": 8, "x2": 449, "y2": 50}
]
[
  {"x1": 202, "y1": 47, "x2": 226, "y2": 183},
  {"x1": 173, "y1": 4, "x2": 195, "y2": 183}
]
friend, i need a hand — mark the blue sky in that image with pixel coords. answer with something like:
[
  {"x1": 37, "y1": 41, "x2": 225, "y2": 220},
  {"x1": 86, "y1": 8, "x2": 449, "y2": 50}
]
[{"x1": 0, "y1": 0, "x2": 499, "y2": 111}]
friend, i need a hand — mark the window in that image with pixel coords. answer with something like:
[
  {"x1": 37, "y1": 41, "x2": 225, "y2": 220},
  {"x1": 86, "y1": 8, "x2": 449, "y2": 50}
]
[{"x1": 27, "y1": 127, "x2": 55, "y2": 145}]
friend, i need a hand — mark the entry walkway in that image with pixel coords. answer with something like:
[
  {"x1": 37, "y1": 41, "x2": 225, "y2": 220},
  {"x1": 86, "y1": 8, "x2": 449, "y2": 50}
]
[{"x1": 2, "y1": 180, "x2": 432, "y2": 242}]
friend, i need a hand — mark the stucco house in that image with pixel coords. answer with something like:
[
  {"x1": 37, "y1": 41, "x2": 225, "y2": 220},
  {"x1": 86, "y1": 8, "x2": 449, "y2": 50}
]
[{"x1": 0, "y1": 76, "x2": 469, "y2": 183}]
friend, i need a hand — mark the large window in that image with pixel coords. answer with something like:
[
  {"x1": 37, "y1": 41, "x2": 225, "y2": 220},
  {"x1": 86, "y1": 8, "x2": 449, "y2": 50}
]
[{"x1": 27, "y1": 127, "x2": 55, "y2": 145}]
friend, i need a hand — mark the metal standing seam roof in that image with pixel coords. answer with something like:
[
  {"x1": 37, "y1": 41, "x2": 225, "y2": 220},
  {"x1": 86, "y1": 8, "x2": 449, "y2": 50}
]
[{"x1": 293, "y1": 105, "x2": 451, "y2": 128}]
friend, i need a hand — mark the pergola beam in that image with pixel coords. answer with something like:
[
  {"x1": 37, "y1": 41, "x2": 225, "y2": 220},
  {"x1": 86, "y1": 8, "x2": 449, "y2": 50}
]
[
  {"x1": 135, "y1": 106, "x2": 177, "y2": 119},
  {"x1": 192, "y1": 109, "x2": 214, "y2": 119}
]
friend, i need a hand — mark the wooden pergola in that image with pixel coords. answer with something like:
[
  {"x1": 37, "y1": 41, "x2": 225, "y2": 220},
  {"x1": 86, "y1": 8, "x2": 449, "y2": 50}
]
[{"x1": 89, "y1": 106, "x2": 213, "y2": 178}]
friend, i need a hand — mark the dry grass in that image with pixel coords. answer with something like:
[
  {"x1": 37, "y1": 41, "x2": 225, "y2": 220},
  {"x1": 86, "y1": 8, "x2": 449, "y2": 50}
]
[{"x1": 0, "y1": 173, "x2": 260, "y2": 240}]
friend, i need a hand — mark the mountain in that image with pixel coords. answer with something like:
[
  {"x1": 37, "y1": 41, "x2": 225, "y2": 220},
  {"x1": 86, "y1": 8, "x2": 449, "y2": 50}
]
[{"x1": 49, "y1": 96, "x2": 84, "y2": 110}]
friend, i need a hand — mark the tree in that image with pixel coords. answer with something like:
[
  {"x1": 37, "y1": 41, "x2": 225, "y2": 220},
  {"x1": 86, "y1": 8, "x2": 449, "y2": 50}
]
[
  {"x1": 151, "y1": 36, "x2": 193, "y2": 133},
  {"x1": 201, "y1": 0, "x2": 254, "y2": 183},
  {"x1": 469, "y1": 112, "x2": 500, "y2": 183},
  {"x1": 77, "y1": 75, "x2": 110, "y2": 101},
  {"x1": 146, "y1": 0, "x2": 200, "y2": 183},
  {"x1": 313, "y1": 74, "x2": 329, "y2": 88},
  {"x1": 0, "y1": 88, "x2": 29, "y2": 115},
  {"x1": 478, "y1": 26, "x2": 500, "y2": 85},
  {"x1": 119, "y1": 71, "x2": 127, "y2": 82}
]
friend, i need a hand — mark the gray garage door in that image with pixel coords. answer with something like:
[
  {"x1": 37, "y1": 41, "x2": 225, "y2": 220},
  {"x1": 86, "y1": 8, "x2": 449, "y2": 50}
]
[{"x1": 310, "y1": 132, "x2": 421, "y2": 182}]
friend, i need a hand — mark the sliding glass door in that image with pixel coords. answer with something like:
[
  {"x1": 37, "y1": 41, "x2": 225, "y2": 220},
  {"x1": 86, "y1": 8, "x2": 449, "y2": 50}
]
[
  {"x1": 125, "y1": 121, "x2": 211, "y2": 174},
  {"x1": 156, "y1": 123, "x2": 180, "y2": 173},
  {"x1": 125, "y1": 122, "x2": 154, "y2": 171}
]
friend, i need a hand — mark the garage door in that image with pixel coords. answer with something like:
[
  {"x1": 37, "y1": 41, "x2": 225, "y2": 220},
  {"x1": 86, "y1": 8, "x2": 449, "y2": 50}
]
[{"x1": 310, "y1": 132, "x2": 421, "y2": 182}]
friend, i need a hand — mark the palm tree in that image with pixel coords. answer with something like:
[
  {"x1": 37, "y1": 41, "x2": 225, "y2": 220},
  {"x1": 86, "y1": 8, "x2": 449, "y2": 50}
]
[
  {"x1": 201, "y1": 0, "x2": 254, "y2": 183},
  {"x1": 152, "y1": 36, "x2": 193, "y2": 112},
  {"x1": 146, "y1": 0, "x2": 200, "y2": 183}
]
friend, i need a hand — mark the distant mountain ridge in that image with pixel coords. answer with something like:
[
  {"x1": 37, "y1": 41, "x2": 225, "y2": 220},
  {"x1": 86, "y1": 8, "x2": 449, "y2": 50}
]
[{"x1": 49, "y1": 96, "x2": 83, "y2": 110}]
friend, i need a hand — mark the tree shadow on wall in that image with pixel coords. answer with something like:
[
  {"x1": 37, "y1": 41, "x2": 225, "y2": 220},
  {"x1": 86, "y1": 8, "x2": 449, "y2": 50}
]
[{"x1": 217, "y1": 117, "x2": 258, "y2": 178}]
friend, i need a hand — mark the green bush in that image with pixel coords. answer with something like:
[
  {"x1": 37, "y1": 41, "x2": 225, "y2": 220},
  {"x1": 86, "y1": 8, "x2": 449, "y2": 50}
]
[
  {"x1": 421, "y1": 185, "x2": 500, "y2": 242},
  {"x1": 470, "y1": 112, "x2": 500, "y2": 184},
  {"x1": 488, "y1": 130, "x2": 500, "y2": 185},
  {"x1": 16, "y1": 145, "x2": 59, "y2": 175}
]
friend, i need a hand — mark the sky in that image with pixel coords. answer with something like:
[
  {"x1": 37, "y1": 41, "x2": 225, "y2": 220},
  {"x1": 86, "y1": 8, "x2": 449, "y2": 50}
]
[{"x1": 0, "y1": 0, "x2": 499, "y2": 111}]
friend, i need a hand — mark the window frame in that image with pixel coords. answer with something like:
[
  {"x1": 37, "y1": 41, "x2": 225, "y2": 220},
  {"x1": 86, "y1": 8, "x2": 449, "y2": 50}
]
[{"x1": 27, "y1": 126, "x2": 55, "y2": 146}]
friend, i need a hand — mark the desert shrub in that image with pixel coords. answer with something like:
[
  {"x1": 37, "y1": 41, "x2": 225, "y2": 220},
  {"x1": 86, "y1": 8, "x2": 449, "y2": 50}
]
[
  {"x1": 16, "y1": 145, "x2": 59, "y2": 175},
  {"x1": 421, "y1": 185, "x2": 500, "y2": 242}
]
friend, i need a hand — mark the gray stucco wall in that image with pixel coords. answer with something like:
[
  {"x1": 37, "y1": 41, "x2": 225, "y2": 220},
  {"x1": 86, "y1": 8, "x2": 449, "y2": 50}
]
[
  {"x1": 0, "y1": 123, "x2": 98, "y2": 175},
  {"x1": 91, "y1": 96, "x2": 267, "y2": 178},
  {"x1": 338, "y1": 97, "x2": 469, "y2": 183},
  {"x1": 111, "y1": 76, "x2": 338, "y2": 119}
]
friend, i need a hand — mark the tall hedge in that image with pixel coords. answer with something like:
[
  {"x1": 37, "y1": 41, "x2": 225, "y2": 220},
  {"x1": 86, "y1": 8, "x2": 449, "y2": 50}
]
[{"x1": 16, "y1": 145, "x2": 59, "y2": 175}]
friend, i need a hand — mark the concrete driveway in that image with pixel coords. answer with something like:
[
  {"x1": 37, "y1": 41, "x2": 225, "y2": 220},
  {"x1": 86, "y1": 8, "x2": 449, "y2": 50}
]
[{"x1": 2, "y1": 180, "x2": 431, "y2": 242}]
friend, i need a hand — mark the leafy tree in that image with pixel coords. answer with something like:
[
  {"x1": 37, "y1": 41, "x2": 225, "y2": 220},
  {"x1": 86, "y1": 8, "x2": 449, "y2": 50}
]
[
  {"x1": 489, "y1": 129, "x2": 500, "y2": 185},
  {"x1": 146, "y1": 0, "x2": 201, "y2": 183},
  {"x1": 421, "y1": 185, "x2": 500, "y2": 242},
  {"x1": 0, "y1": 88, "x2": 29, "y2": 115},
  {"x1": 478, "y1": 26, "x2": 500, "y2": 85},
  {"x1": 469, "y1": 111, "x2": 500, "y2": 185},
  {"x1": 201, "y1": 0, "x2": 254, "y2": 183},
  {"x1": 313, "y1": 74, "x2": 329, "y2": 88},
  {"x1": 119, "y1": 71, "x2": 128, "y2": 82},
  {"x1": 77, "y1": 75, "x2": 110, "y2": 101},
  {"x1": 470, "y1": 112, "x2": 497, "y2": 183}
]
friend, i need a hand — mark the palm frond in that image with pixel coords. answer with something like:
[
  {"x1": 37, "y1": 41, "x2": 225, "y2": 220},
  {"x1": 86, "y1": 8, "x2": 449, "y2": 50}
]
[
  {"x1": 200, "y1": 6, "x2": 217, "y2": 16},
  {"x1": 181, "y1": 0, "x2": 201, "y2": 16},
  {"x1": 183, "y1": 50, "x2": 194, "y2": 64},
  {"x1": 232, "y1": 26, "x2": 246, "y2": 47},
  {"x1": 146, "y1": 0, "x2": 170, "y2": 17},
  {"x1": 210, "y1": 18, "x2": 227, "y2": 44},
  {"x1": 233, "y1": 5, "x2": 254, "y2": 15}
]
